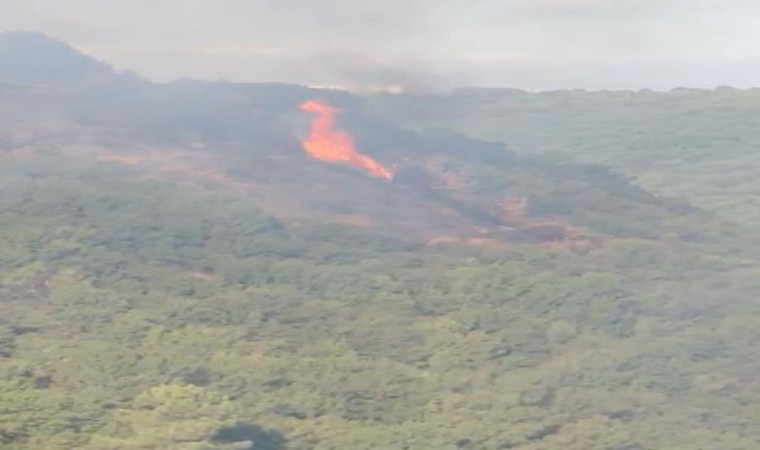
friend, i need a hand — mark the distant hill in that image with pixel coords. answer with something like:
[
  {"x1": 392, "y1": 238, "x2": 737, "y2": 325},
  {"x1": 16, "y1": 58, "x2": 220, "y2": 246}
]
[
  {"x1": 0, "y1": 31, "x2": 118, "y2": 84},
  {"x1": 368, "y1": 87, "x2": 760, "y2": 227}
]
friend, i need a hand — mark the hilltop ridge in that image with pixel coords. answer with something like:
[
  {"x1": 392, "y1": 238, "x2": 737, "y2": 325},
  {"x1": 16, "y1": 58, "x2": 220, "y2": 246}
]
[{"x1": 0, "y1": 31, "x2": 120, "y2": 84}]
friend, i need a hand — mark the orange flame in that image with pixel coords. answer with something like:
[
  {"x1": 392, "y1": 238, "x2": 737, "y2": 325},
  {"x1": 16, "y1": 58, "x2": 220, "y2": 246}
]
[{"x1": 300, "y1": 100, "x2": 393, "y2": 180}]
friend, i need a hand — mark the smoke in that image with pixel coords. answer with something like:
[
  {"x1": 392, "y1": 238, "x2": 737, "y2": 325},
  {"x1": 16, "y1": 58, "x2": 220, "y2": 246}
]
[
  {"x1": 197, "y1": 0, "x2": 470, "y2": 91},
  {"x1": 273, "y1": 52, "x2": 469, "y2": 93},
  {"x1": 2, "y1": 0, "x2": 759, "y2": 90}
]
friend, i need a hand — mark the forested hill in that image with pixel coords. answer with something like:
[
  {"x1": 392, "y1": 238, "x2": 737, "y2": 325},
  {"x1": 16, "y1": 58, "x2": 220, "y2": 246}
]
[
  {"x1": 0, "y1": 32, "x2": 753, "y2": 251},
  {"x1": 1, "y1": 32, "x2": 760, "y2": 450},
  {"x1": 368, "y1": 87, "x2": 760, "y2": 228}
]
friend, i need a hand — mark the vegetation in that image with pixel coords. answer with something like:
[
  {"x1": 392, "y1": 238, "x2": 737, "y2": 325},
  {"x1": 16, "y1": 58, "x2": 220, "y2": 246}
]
[
  {"x1": 369, "y1": 87, "x2": 760, "y2": 228},
  {"x1": 0, "y1": 154, "x2": 759, "y2": 449},
  {"x1": 1, "y1": 33, "x2": 759, "y2": 449}
]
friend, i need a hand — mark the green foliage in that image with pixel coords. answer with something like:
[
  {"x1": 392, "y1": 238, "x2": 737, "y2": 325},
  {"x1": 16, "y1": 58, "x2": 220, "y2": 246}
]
[
  {"x1": 0, "y1": 68, "x2": 759, "y2": 447},
  {"x1": 0, "y1": 327, "x2": 15, "y2": 358},
  {"x1": 0, "y1": 156, "x2": 757, "y2": 449},
  {"x1": 86, "y1": 384, "x2": 255, "y2": 450},
  {"x1": 370, "y1": 87, "x2": 760, "y2": 229}
]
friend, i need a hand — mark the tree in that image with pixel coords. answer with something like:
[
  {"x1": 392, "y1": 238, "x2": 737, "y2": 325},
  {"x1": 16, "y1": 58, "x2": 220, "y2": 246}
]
[{"x1": 85, "y1": 384, "x2": 258, "y2": 450}]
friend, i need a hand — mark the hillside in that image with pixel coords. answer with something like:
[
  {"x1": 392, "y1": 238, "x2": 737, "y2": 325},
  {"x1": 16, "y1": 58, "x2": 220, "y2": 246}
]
[
  {"x1": 369, "y1": 87, "x2": 760, "y2": 227},
  {"x1": 1, "y1": 33, "x2": 759, "y2": 450},
  {"x1": 0, "y1": 31, "x2": 120, "y2": 85},
  {"x1": 0, "y1": 55, "x2": 750, "y2": 251}
]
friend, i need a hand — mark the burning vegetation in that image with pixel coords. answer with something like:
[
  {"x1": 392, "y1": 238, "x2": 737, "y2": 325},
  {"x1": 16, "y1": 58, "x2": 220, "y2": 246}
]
[{"x1": 300, "y1": 100, "x2": 394, "y2": 180}]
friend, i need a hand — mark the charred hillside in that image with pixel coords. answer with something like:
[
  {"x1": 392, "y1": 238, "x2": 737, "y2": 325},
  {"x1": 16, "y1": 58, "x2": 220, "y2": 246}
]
[{"x1": 0, "y1": 34, "x2": 740, "y2": 251}]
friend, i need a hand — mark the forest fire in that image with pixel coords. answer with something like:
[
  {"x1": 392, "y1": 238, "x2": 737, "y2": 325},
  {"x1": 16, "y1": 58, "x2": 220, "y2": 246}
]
[{"x1": 300, "y1": 100, "x2": 394, "y2": 180}]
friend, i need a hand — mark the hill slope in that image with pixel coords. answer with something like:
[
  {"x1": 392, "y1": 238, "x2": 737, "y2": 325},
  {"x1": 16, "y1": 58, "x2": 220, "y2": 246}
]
[
  {"x1": 0, "y1": 33, "x2": 759, "y2": 450},
  {"x1": 369, "y1": 87, "x2": 760, "y2": 227},
  {"x1": 0, "y1": 31, "x2": 118, "y2": 85}
]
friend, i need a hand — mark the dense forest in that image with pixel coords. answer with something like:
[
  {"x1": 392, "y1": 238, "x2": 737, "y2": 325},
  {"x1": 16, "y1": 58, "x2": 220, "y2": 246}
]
[
  {"x1": 1, "y1": 32, "x2": 759, "y2": 449},
  {"x1": 369, "y1": 87, "x2": 760, "y2": 228}
]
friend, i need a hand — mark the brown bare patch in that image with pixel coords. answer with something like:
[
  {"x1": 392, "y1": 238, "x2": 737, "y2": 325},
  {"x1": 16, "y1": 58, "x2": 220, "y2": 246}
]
[
  {"x1": 335, "y1": 215, "x2": 374, "y2": 228},
  {"x1": 189, "y1": 272, "x2": 220, "y2": 282},
  {"x1": 9, "y1": 147, "x2": 34, "y2": 159},
  {"x1": 98, "y1": 154, "x2": 147, "y2": 165}
]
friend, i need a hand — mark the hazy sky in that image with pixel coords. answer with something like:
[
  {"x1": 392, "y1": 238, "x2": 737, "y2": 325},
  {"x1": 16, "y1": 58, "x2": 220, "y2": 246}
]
[{"x1": 2, "y1": 0, "x2": 759, "y2": 90}]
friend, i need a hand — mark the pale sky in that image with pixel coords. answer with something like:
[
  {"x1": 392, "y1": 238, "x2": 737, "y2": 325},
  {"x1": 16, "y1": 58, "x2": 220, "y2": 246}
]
[{"x1": 2, "y1": 0, "x2": 759, "y2": 90}]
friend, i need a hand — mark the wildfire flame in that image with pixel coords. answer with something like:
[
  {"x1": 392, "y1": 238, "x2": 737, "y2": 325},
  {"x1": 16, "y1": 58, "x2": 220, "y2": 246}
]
[{"x1": 300, "y1": 100, "x2": 394, "y2": 180}]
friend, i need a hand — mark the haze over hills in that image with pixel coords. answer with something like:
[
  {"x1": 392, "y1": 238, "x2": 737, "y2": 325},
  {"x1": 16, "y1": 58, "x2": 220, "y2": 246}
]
[
  {"x1": 0, "y1": 31, "x2": 120, "y2": 84},
  {"x1": 1, "y1": 32, "x2": 759, "y2": 450}
]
